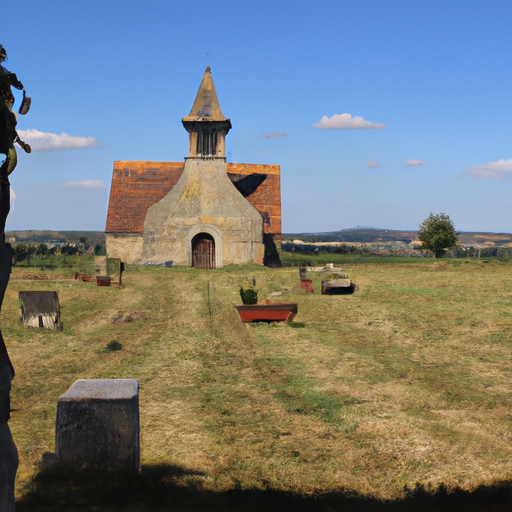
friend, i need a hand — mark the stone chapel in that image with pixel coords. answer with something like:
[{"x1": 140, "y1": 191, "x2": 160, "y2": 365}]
[{"x1": 105, "y1": 67, "x2": 281, "y2": 268}]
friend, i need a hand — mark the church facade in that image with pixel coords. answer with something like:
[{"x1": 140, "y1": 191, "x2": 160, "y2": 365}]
[{"x1": 105, "y1": 67, "x2": 281, "y2": 268}]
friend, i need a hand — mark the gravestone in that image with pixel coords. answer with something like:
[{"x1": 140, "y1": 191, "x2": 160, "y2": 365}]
[
  {"x1": 19, "y1": 291, "x2": 63, "y2": 330},
  {"x1": 107, "y1": 257, "x2": 124, "y2": 286},
  {"x1": 56, "y1": 379, "x2": 140, "y2": 471},
  {"x1": 321, "y1": 279, "x2": 356, "y2": 295},
  {"x1": 94, "y1": 256, "x2": 107, "y2": 276},
  {"x1": 95, "y1": 256, "x2": 124, "y2": 286}
]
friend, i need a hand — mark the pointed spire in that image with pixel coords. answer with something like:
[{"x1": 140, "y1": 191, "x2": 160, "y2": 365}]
[
  {"x1": 183, "y1": 66, "x2": 228, "y2": 122},
  {"x1": 182, "y1": 67, "x2": 231, "y2": 159}
]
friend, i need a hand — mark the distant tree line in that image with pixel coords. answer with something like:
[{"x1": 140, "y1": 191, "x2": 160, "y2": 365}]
[
  {"x1": 284, "y1": 230, "x2": 414, "y2": 244},
  {"x1": 281, "y1": 243, "x2": 413, "y2": 256},
  {"x1": 281, "y1": 242, "x2": 512, "y2": 259},
  {"x1": 12, "y1": 239, "x2": 105, "y2": 265},
  {"x1": 283, "y1": 214, "x2": 512, "y2": 260},
  {"x1": 452, "y1": 246, "x2": 512, "y2": 258},
  {"x1": 284, "y1": 223, "x2": 512, "y2": 249},
  {"x1": 6, "y1": 230, "x2": 106, "y2": 246}
]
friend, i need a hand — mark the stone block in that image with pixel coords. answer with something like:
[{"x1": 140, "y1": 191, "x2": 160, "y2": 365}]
[{"x1": 56, "y1": 379, "x2": 139, "y2": 471}]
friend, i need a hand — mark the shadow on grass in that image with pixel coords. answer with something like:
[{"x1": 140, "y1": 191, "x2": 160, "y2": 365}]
[{"x1": 16, "y1": 463, "x2": 512, "y2": 512}]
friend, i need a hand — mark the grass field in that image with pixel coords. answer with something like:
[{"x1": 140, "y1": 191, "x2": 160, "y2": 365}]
[{"x1": 5, "y1": 259, "x2": 512, "y2": 511}]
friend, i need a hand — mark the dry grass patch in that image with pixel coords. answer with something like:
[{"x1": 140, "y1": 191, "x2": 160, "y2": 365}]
[{"x1": 4, "y1": 259, "x2": 512, "y2": 509}]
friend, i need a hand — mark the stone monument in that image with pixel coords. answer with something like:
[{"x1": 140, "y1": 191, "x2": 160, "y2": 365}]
[{"x1": 56, "y1": 379, "x2": 140, "y2": 471}]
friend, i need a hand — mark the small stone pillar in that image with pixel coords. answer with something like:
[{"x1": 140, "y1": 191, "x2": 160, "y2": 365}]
[{"x1": 56, "y1": 379, "x2": 140, "y2": 471}]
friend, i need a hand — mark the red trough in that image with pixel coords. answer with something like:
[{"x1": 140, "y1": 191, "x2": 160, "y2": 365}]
[{"x1": 235, "y1": 302, "x2": 298, "y2": 323}]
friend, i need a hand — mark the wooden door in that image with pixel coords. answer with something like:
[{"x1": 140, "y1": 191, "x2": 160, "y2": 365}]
[{"x1": 192, "y1": 234, "x2": 215, "y2": 269}]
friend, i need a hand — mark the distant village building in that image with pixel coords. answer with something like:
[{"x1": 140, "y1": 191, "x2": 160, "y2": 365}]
[{"x1": 105, "y1": 67, "x2": 281, "y2": 268}]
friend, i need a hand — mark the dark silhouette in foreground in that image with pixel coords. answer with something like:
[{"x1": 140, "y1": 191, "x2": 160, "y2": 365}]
[
  {"x1": 0, "y1": 43, "x2": 30, "y2": 511},
  {"x1": 16, "y1": 463, "x2": 512, "y2": 512}
]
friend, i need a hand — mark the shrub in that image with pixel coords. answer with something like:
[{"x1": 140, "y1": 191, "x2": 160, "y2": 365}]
[
  {"x1": 239, "y1": 287, "x2": 258, "y2": 304},
  {"x1": 105, "y1": 341, "x2": 123, "y2": 352}
]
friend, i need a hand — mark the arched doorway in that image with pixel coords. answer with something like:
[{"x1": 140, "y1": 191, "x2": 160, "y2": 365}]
[{"x1": 192, "y1": 233, "x2": 216, "y2": 269}]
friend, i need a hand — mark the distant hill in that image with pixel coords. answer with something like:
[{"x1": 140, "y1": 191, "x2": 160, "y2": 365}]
[
  {"x1": 5, "y1": 228, "x2": 512, "y2": 249},
  {"x1": 283, "y1": 228, "x2": 512, "y2": 247}
]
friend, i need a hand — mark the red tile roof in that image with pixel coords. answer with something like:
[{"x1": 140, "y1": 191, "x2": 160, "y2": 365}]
[{"x1": 105, "y1": 161, "x2": 281, "y2": 237}]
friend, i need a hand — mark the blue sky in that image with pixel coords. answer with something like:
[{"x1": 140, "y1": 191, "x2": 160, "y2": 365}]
[{"x1": 2, "y1": 0, "x2": 511, "y2": 233}]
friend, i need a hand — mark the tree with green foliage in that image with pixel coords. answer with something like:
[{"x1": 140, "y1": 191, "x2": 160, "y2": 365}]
[
  {"x1": 60, "y1": 244, "x2": 79, "y2": 256},
  {"x1": 239, "y1": 287, "x2": 258, "y2": 304},
  {"x1": 35, "y1": 243, "x2": 48, "y2": 256},
  {"x1": 418, "y1": 212, "x2": 458, "y2": 258}
]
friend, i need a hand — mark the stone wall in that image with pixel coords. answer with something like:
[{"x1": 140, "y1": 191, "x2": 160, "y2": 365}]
[
  {"x1": 142, "y1": 158, "x2": 264, "y2": 266},
  {"x1": 106, "y1": 233, "x2": 143, "y2": 264}
]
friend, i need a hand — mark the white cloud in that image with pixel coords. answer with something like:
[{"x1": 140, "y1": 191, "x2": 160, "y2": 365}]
[
  {"x1": 313, "y1": 113, "x2": 386, "y2": 130},
  {"x1": 405, "y1": 160, "x2": 425, "y2": 166},
  {"x1": 462, "y1": 158, "x2": 512, "y2": 180},
  {"x1": 366, "y1": 160, "x2": 379, "y2": 168},
  {"x1": 63, "y1": 180, "x2": 105, "y2": 189},
  {"x1": 17, "y1": 129, "x2": 103, "y2": 152},
  {"x1": 258, "y1": 132, "x2": 287, "y2": 140}
]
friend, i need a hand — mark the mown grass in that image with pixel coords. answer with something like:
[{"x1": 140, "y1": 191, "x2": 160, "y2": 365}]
[
  {"x1": 5, "y1": 258, "x2": 512, "y2": 510},
  {"x1": 280, "y1": 251, "x2": 427, "y2": 266}
]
